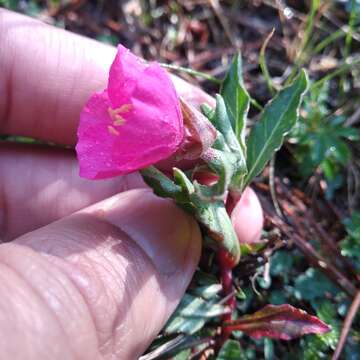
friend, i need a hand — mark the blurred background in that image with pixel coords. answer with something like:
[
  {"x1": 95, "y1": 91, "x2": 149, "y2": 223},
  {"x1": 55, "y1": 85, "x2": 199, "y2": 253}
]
[{"x1": 1, "y1": 1, "x2": 359, "y2": 359}]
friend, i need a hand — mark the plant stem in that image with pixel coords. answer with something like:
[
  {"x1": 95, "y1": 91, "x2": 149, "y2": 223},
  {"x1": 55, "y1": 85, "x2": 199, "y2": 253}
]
[
  {"x1": 159, "y1": 63, "x2": 222, "y2": 84},
  {"x1": 332, "y1": 291, "x2": 360, "y2": 360},
  {"x1": 217, "y1": 249, "x2": 236, "y2": 346},
  {"x1": 216, "y1": 192, "x2": 241, "y2": 350},
  {"x1": 285, "y1": 0, "x2": 320, "y2": 85},
  {"x1": 259, "y1": 28, "x2": 276, "y2": 95},
  {"x1": 340, "y1": 0, "x2": 357, "y2": 94},
  {"x1": 311, "y1": 56, "x2": 360, "y2": 91}
]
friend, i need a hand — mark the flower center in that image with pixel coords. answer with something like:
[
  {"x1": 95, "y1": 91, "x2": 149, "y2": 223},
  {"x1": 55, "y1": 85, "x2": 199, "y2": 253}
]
[{"x1": 107, "y1": 104, "x2": 133, "y2": 136}]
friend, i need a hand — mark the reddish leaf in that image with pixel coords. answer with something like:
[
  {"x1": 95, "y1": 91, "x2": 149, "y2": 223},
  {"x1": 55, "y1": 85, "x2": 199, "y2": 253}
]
[{"x1": 224, "y1": 304, "x2": 331, "y2": 340}]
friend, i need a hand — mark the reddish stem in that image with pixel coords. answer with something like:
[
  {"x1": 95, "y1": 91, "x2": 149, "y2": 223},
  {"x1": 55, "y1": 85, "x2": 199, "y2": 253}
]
[
  {"x1": 217, "y1": 249, "x2": 236, "y2": 347},
  {"x1": 217, "y1": 191, "x2": 238, "y2": 348},
  {"x1": 196, "y1": 172, "x2": 238, "y2": 349}
]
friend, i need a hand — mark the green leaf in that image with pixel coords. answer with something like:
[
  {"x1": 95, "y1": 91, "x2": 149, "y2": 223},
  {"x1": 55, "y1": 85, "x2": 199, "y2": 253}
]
[
  {"x1": 3, "y1": 0, "x2": 19, "y2": 9},
  {"x1": 195, "y1": 200, "x2": 241, "y2": 264},
  {"x1": 165, "y1": 293, "x2": 228, "y2": 335},
  {"x1": 199, "y1": 148, "x2": 239, "y2": 199},
  {"x1": 264, "y1": 338, "x2": 274, "y2": 360},
  {"x1": 209, "y1": 96, "x2": 247, "y2": 189},
  {"x1": 313, "y1": 300, "x2": 340, "y2": 350},
  {"x1": 244, "y1": 70, "x2": 309, "y2": 187},
  {"x1": 336, "y1": 126, "x2": 360, "y2": 141},
  {"x1": 217, "y1": 340, "x2": 246, "y2": 360},
  {"x1": 140, "y1": 166, "x2": 184, "y2": 201},
  {"x1": 173, "y1": 168, "x2": 195, "y2": 196},
  {"x1": 270, "y1": 250, "x2": 294, "y2": 283},
  {"x1": 173, "y1": 349, "x2": 191, "y2": 360},
  {"x1": 221, "y1": 53, "x2": 250, "y2": 151},
  {"x1": 330, "y1": 137, "x2": 351, "y2": 165},
  {"x1": 344, "y1": 212, "x2": 360, "y2": 240},
  {"x1": 214, "y1": 95, "x2": 243, "y2": 154},
  {"x1": 294, "y1": 268, "x2": 339, "y2": 303},
  {"x1": 140, "y1": 335, "x2": 201, "y2": 360},
  {"x1": 192, "y1": 284, "x2": 223, "y2": 300},
  {"x1": 341, "y1": 212, "x2": 360, "y2": 270}
]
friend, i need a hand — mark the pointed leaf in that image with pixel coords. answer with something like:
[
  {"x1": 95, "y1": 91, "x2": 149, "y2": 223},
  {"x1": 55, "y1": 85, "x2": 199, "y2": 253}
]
[
  {"x1": 194, "y1": 200, "x2": 240, "y2": 265},
  {"x1": 192, "y1": 284, "x2": 223, "y2": 300},
  {"x1": 221, "y1": 53, "x2": 250, "y2": 151},
  {"x1": 224, "y1": 304, "x2": 331, "y2": 340},
  {"x1": 141, "y1": 166, "x2": 183, "y2": 200},
  {"x1": 173, "y1": 168, "x2": 195, "y2": 195},
  {"x1": 244, "y1": 70, "x2": 309, "y2": 187},
  {"x1": 199, "y1": 148, "x2": 239, "y2": 199},
  {"x1": 165, "y1": 293, "x2": 228, "y2": 335},
  {"x1": 139, "y1": 335, "x2": 198, "y2": 360},
  {"x1": 214, "y1": 94, "x2": 243, "y2": 154}
]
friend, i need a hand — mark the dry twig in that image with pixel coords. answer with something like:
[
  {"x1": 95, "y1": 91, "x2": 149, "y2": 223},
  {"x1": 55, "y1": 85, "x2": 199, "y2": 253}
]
[{"x1": 332, "y1": 291, "x2": 360, "y2": 360}]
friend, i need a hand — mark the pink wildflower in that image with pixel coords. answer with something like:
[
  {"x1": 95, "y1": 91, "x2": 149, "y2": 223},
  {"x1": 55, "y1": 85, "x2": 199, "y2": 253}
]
[{"x1": 76, "y1": 45, "x2": 183, "y2": 179}]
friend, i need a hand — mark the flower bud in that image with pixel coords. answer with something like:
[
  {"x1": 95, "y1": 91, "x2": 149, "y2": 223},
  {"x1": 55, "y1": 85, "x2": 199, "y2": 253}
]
[
  {"x1": 174, "y1": 98, "x2": 217, "y2": 161},
  {"x1": 230, "y1": 188, "x2": 264, "y2": 244}
]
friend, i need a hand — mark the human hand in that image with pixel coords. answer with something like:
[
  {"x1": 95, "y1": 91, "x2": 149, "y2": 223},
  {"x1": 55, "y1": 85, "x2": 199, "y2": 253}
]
[{"x1": 0, "y1": 9, "x2": 263, "y2": 359}]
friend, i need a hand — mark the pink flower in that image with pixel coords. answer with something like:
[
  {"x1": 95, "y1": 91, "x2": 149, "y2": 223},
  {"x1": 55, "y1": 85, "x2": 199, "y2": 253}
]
[{"x1": 76, "y1": 45, "x2": 183, "y2": 179}]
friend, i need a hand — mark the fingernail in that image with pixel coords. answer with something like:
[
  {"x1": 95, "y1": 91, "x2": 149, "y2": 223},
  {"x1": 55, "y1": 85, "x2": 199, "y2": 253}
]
[{"x1": 102, "y1": 189, "x2": 199, "y2": 275}]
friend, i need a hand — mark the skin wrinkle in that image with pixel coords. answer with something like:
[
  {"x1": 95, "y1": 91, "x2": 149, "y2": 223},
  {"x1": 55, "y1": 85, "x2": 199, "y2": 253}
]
[
  {"x1": 0, "y1": 11, "x2": 13, "y2": 131},
  {"x1": 1, "y1": 260, "x2": 78, "y2": 357},
  {"x1": 16, "y1": 213, "x2": 168, "y2": 358},
  {"x1": 80, "y1": 234, "x2": 164, "y2": 358},
  {"x1": 0, "y1": 244, "x2": 100, "y2": 360},
  {"x1": 9, "y1": 240, "x2": 109, "y2": 358},
  {"x1": 52, "y1": 255, "x2": 111, "y2": 358},
  {"x1": 51, "y1": 33, "x2": 83, "y2": 141},
  {"x1": 44, "y1": 253, "x2": 108, "y2": 358},
  {"x1": 100, "y1": 231, "x2": 164, "y2": 355},
  {"x1": 0, "y1": 259, "x2": 76, "y2": 359},
  {"x1": 0, "y1": 166, "x2": 8, "y2": 241}
]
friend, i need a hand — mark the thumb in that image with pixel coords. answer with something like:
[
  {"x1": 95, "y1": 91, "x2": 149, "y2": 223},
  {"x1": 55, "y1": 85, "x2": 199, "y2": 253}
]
[{"x1": 0, "y1": 189, "x2": 201, "y2": 359}]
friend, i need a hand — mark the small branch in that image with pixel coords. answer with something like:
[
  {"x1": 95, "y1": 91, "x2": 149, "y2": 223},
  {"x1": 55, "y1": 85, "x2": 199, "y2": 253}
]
[
  {"x1": 208, "y1": 0, "x2": 238, "y2": 47},
  {"x1": 276, "y1": 180, "x2": 359, "y2": 285},
  {"x1": 311, "y1": 56, "x2": 360, "y2": 91},
  {"x1": 290, "y1": 232, "x2": 357, "y2": 298},
  {"x1": 159, "y1": 63, "x2": 222, "y2": 84},
  {"x1": 269, "y1": 156, "x2": 284, "y2": 219},
  {"x1": 259, "y1": 28, "x2": 276, "y2": 95},
  {"x1": 345, "y1": 106, "x2": 360, "y2": 126},
  {"x1": 332, "y1": 291, "x2": 360, "y2": 360},
  {"x1": 257, "y1": 191, "x2": 358, "y2": 298},
  {"x1": 216, "y1": 249, "x2": 236, "y2": 347}
]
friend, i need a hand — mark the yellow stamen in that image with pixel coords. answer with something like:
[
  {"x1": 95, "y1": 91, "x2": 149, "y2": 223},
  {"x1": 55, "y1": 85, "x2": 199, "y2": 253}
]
[
  {"x1": 113, "y1": 115, "x2": 126, "y2": 126},
  {"x1": 117, "y1": 104, "x2": 133, "y2": 113},
  {"x1": 108, "y1": 104, "x2": 133, "y2": 127},
  {"x1": 108, "y1": 125, "x2": 120, "y2": 136}
]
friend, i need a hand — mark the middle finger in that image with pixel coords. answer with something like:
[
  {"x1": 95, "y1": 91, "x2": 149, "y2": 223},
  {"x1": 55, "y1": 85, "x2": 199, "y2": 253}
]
[{"x1": 0, "y1": 142, "x2": 145, "y2": 241}]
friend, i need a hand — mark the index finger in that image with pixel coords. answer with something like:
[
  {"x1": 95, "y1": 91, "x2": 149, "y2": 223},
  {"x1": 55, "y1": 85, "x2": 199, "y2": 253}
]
[
  {"x1": 0, "y1": 9, "x2": 213, "y2": 146},
  {"x1": 0, "y1": 9, "x2": 114, "y2": 145}
]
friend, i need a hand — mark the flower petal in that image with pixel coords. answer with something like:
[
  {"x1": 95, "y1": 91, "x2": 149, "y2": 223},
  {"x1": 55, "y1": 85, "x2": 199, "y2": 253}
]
[
  {"x1": 107, "y1": 45, "x2": 145, "y2": 106},
  {"x1": 76, "y1": 45, "x2": 184, "y2": 179},
  {"x1": 76, "y1": 90, "x2": 122, "y2": 179}
]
